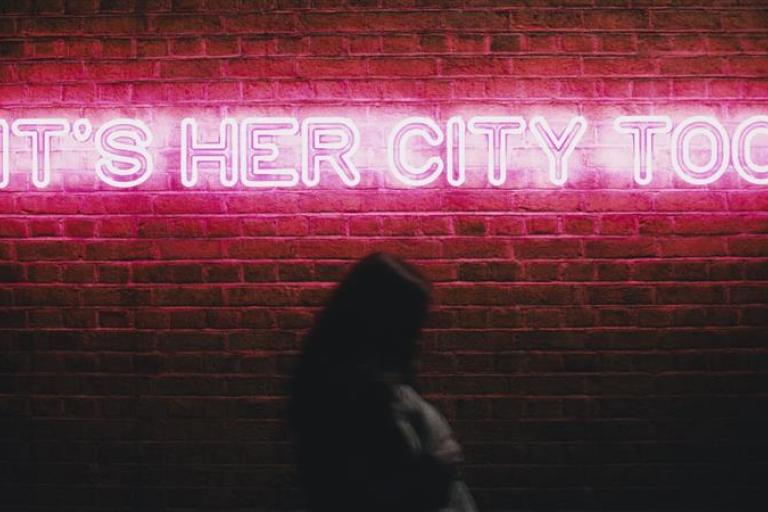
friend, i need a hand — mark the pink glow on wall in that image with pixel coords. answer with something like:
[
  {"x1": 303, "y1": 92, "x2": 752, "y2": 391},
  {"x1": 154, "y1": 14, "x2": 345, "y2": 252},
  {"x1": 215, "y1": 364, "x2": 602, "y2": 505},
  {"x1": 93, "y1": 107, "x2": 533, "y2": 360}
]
[
  {"x1": 387, "y1": 116, "x2": 445, "y2": 186},
  {"x1": 300, "y1": 117, "x2": 360, "y2": 187},
  {"x1": 0, "y1": 119, "x2": 8, "y2": 189},
  {"x1": 180, "y1": 117, "x2": 239, "y2": 188},
  {"x1": 94, "y1": 118, "x2": 153, "y2": 189},
  {"x1": 10, "y1": 118, "x2": 70, "y2": 188},
  {"x1": 529, "y1": 116, "x2": 587, "y2": 186},
  {"x1": 467, "y1": 116, "x2": 526, "y2": 187},
  {"x1": 670, "y1": 116, "x2": 730, "y2": 185},
  {"x1": 0, "y1": 114, "x2": 767, "y2": 189},
  {"x1": 239, "y1": 116, "x2": 300, "y2": 188},
  {"x1": 733, "y1": 115, "x2": 768, "y2": 185},
  {"x1": 613, "y1": 116, "x2": 673, "y2": 186},
  {"x1": 2, "y1": 3, "x2": 767, "y2": 510}
]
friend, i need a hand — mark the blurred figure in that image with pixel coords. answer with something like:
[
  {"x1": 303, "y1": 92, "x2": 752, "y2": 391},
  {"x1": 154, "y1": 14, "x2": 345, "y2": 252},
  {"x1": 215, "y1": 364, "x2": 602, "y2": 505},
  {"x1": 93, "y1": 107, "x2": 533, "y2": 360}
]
[{"x1": 288, "y1": 252, "x2": 477, "y2": 512}]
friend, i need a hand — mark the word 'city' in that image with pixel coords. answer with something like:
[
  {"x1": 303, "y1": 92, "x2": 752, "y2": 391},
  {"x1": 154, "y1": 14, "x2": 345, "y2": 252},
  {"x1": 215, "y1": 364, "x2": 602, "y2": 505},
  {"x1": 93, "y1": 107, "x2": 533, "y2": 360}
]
[{"x1": 0, "y1": 115, "x2": 766, "y2": 189}]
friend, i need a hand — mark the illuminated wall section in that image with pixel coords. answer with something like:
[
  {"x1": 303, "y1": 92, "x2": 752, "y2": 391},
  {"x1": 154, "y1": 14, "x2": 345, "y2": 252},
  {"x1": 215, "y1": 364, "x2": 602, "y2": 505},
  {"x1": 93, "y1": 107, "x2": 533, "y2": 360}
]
[{"x1": 1, "y1": 3, "x2": 767, "y2": 511}]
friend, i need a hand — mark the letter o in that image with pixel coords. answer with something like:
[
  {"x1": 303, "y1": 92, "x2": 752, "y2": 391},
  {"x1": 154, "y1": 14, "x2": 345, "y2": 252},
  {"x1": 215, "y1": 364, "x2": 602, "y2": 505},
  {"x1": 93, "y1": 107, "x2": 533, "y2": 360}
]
[
  {"x1": 732, "y1": 115, "x2": 768, "y2": 185},
  {"x1": 671, "y1": 116, "x2": 730, "y2": 185}
]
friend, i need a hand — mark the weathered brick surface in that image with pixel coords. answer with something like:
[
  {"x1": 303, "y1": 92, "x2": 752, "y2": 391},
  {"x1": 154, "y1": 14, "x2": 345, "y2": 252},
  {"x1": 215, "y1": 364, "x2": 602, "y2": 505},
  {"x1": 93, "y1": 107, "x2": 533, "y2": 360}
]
[{"x1": 1, "y1": 1, "x2": 767, "y2": 510}]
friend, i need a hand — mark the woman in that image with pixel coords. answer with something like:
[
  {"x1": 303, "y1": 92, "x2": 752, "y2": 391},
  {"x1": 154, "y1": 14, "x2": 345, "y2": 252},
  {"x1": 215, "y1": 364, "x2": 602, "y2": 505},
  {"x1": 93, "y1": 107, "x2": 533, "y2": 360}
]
[{"x1": 288, "y1": 252, "x2": 477, "y2": 512}]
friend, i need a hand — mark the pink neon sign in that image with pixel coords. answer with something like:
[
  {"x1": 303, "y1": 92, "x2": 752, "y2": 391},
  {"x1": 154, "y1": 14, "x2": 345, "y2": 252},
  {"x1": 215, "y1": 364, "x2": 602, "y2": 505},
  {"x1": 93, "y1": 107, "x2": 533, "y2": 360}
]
[{"x1": 0, "y1": 115, "x2": 767, "y2": 189}]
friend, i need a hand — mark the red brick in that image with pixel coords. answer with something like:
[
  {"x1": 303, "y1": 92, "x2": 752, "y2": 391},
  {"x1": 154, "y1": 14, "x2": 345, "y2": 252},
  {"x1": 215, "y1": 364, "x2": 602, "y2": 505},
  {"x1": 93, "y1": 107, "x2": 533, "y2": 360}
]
[
  {"x1": 228, "y1": 240, "x2": 296, "y2": 259},
  {"x1": 455, "y1": 217, "x2": 487, "y2": 236},
  {"x1": 154, "y1": 15, "x2": 223, "y2": 33},
  {"x1": 525, "y1": 262, "x2": 558, "y2": 281},
  {"x1": 514, "y1": 239, "x2": 581, "y2": 259},
  {"x1": 0, "y1": 219, "x2": 27, "y2": 237},
  {"x1": 730, "y1": 285, "x2": 768, "y2": 304},
  {"x1": 526, "y1": 217, "x2": 558, "y2": 235},
  {"x1": 650, "y1": 10, "x2": 721, "y2": 31},
  {"x1": 275, "y1": 36, "x2": 308, "y2": 55},
  {"x1": 731, "y1": 57, "x2": 768, "y2": 76},
  {"x1": 310, "y1": 35, "x2": 347, "y2": 56},
  {"x1": 673, "y1": 216, "x2": 742, "y2": 235},
  {"x1": 513, "y1": 192, "x2": 580, "y2": 212},
  {"x1": 16, "y1": 241, "x2": 82, "y2": 261},
  {"x1": 655, "y1": 192, "x2": 726, "y2": 212},
  {"x1": 297, "y1": 58, "x2": 365, "y2": 77},
  {"x1": 658, "y1": 237, "x2": 727, "y2": 257},
  {"x1": 584, "y1": 57, "x2": 655, "y2": 76},
  {"x1": 0, "y1": 40, "x2": 26, "y2": 58},
  {"x1": 224, "y1": 286, "x2": 291, "y2": 306},
  {"x1": 371, "y1": 57, "x2": 438, "y2": 76},
  {"x1": 583, "y1": 10, "x2": 647, "y2": 31},
  {"x1": 205, "y1": 263, "x2": 241, "y2": 283},
  {"x1": 309, "y1": 217, "x2": 346, "y2": 235},
  {"x1": 206, "y1": 37, "x2": 239, "y2": 56},
  {"x1": 15, "y1": 287, "x2": 80, "y2": 306},
  {"x1": 160, "y1": 59, "x2": 221, "y2": 79},
  {"x1": 722, "y1": 10, "x2": 768, "y2": 30},
  {"x1": 514, "y1": 57, "x2": 581, "y2": 76},
  {"x1": 583, "y1": 193, "x2": 652, "y2": 212},
  {"x1": 585, "y1": 239, "x2": 656, "y2": 258},
  {"x1": 85, "y1": 16, "x2": 147, "y2": 34},
  {"x1": 62, "y1": 219, "x2": 95, "y2": 238},
  {"x1": 158, "y1": 240, "x2": 222, "y2": 259},
  {"x1": 525, "y1": 33, "x2": 561, "y2": 54},
  {"x1": 228, "y1": 58, "x2": 295, "y2": 77},
  {"x1": 305, "y1": 12, "x2": 440, "y2": 32},
  {"x1": 443, "y1": 11, "x2": 508, "y2": 31},
  {"x1": 19, "y1": 16, "x2": 82, "y2": 34},
  {"x1": 137, "y1": 38, "x2": 168, "y2": 57},
  {"x1": 563, "y1": 216, "x2": 594, "y2": 235},
  {"x1": 62, "y1": 263, "x2": 95, "y2": 283},
  {"x1": 87, "y1": 61, "x2": 155, "y2": 80},
  {"x1": 222, "y1": 13, "x2": 295, "y2": 33},
  {"x1": 349, "y1": 34, "x2": 380, "y2": 54},
  {"x1": 170, "y1": 37, "x2": 204, "y2": 56},
  {"x1": 17, "y1": 62, "x2": 85, "y2": 82},
  {"x1": 632, "y1": 261, "x2": 707, "y2": 282},
  {"x1": 443, "y1": 238, "x2": 509, "y2": 258},
  {"x1": 28, "y1": 219, "x2": 59, "y2": 236},
  {"x1": 2, "y1": 4, "x2": 768, "y2": 509},
  {"x1": 243, "y1": 263, "x2": 278, "y2": 282},
  {"x1": 729, "y1": 238, "x2": 768, "y2": 257},
  {"x1": 153, "y1": 287, "x2": 223, "y2": 306},
  {"x1": 491, "y1": 34, "x2": 523, "y2": 53},
  {"x1": 85, "y1": 241, "x2": 154, "y2": 260},
  {"x1": 381, "y1": 216, "x2": 420, "y2": 235},
  {"x1": 657, "y1": 285, "x2": 726, "y2": 305},
  {"x1": 154, "y1": 195, "x2": 223, "y2": 214},
  {"x1": 511, "y1": 10, "x2": 582, "y2": 29},
  {"x1": 660, "y1": 57, "x2": 723, "y2": 75},
  {"x1": 442, "y1": 57, "x2": 507, "y2": 76}
]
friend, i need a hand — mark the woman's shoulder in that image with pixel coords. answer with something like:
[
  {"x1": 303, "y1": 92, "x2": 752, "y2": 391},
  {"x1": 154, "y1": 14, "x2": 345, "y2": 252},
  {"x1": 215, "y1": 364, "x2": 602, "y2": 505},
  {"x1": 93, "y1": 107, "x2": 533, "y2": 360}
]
[
  {"x1": 390, "y1": 384, "x2": 454, "y2": 449},
  {"x1": 390, "y1": 382, "x2": 421, "y2": 403}
]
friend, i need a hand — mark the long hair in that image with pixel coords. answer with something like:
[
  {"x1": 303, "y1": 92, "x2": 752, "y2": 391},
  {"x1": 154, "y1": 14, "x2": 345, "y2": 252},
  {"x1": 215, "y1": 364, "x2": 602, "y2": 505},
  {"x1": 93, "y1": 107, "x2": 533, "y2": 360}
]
[
  {"x1": 288, "y1": 251, "x2": 432, "y2": 431},
  {"x1": 287, "y1": 253, "x2": 433, "y2": 511}
]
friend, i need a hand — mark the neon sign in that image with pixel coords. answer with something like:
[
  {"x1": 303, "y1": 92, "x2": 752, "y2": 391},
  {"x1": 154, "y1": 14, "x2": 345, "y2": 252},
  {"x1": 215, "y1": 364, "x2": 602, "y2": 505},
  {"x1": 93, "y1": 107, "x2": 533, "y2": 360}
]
[{"x1": 0, "y1": 115, "x2": 767, "y2": 189}]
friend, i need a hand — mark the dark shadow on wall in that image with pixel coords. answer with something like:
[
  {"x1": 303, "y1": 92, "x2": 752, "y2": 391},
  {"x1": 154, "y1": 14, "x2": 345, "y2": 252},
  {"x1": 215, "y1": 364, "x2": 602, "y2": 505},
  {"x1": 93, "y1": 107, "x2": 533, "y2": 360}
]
[{"x1": 1, "y1": 271, "x2": 767, "y2": 510}]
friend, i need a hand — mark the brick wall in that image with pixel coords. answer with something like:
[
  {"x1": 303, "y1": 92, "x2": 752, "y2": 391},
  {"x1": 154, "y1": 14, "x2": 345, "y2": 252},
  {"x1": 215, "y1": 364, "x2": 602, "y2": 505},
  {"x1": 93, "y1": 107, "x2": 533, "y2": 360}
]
[{"x1": 1, "y1": 1, "x2": 767, "y2": 510}]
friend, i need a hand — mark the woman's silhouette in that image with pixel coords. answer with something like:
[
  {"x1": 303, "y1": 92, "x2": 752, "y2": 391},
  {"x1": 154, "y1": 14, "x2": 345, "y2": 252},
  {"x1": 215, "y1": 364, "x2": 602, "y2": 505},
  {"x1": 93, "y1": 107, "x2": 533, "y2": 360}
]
[{"x1": 288, "y1": 252, "x2": 477, "y2": 512}]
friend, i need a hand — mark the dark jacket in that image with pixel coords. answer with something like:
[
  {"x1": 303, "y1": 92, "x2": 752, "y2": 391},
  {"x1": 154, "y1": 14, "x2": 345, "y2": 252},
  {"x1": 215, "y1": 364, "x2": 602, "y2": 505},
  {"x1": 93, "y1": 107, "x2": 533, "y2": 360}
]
[{"x1": 294, "y1": 374, "x2": 477, "y2": 512}]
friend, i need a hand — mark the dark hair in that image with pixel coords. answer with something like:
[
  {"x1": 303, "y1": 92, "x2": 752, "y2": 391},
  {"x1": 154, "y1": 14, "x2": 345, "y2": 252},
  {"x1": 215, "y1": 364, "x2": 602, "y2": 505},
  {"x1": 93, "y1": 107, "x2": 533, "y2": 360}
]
[
  {"x1": 288, "y1": 252, "x2": 431, "y2": 425},
  {"x1": 287, "y1": 253, "x2": 433, "y2": 511}
]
